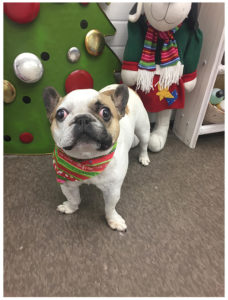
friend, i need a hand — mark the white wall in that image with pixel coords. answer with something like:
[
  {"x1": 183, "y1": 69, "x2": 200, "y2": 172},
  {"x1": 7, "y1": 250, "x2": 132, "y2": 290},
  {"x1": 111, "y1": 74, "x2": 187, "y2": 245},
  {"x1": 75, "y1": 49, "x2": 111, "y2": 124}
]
[{"x1": 100, "y1": 2, "x2": 134, "y2": 61}]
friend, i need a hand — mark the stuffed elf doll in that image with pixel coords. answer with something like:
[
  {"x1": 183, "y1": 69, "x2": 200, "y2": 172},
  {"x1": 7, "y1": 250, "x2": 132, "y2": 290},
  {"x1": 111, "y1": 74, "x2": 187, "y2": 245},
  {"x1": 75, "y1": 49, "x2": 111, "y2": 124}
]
[{"x1": 121, "y1": 3, "x2": 203, "y2": 152}]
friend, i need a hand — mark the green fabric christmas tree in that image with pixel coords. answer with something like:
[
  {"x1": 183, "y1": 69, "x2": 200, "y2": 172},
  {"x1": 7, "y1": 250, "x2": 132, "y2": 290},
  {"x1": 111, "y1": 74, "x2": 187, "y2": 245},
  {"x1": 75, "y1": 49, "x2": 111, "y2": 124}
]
[{"x1": 4, "y1": 3, "x2": 121, "y2": 154}]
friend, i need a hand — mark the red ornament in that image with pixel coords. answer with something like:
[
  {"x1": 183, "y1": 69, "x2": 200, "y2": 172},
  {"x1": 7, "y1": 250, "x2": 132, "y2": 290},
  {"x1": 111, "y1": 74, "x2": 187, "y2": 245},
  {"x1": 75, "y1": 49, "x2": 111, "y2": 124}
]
[
  {"x1": 4, "y1": 3, "x2": 40, "y2": 24},
  {"x1": 80, "y1": 3, "x2": 89, "y2": 6},
  {"x1": 19, "y1": 132, "x2": 34, "y2": 144},
  {"x1": 65, "y1": 70, "x2": 94, "y2": 93}
]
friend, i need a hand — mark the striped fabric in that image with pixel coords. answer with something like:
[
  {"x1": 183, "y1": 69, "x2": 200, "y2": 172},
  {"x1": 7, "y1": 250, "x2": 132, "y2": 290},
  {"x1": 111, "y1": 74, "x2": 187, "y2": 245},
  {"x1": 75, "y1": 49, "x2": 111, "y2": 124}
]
[
  {"x1": 53, "y1": 143, "x2": 117, "y2": 184},
  {"x1": 138, "y1": 23, "x2": 182, "y2": 71}
]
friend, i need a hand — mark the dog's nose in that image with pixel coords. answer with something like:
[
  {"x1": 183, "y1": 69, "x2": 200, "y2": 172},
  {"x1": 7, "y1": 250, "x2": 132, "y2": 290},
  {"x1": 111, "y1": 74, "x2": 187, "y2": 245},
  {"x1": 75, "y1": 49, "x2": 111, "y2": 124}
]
[{"x1": 74, "y1": 115, "x2": 92, "y2": 127}]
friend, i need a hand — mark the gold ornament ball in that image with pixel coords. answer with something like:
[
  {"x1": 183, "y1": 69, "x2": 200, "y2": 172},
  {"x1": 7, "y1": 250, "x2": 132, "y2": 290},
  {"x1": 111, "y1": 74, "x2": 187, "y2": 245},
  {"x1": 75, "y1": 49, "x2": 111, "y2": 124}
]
[
  {"x1": 4, "y1": 80, "x2": 16, "y2": 103},
  {"x1": 85, "y1": 29, "x2": 105, "y2": 56}
]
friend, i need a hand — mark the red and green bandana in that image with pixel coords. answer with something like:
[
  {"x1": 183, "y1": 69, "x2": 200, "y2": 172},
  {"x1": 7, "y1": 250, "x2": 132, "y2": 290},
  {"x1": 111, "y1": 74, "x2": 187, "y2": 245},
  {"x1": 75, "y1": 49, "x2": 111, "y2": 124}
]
[{"x1": 53, "y1": 143, "x2": 117, "y2": 184}]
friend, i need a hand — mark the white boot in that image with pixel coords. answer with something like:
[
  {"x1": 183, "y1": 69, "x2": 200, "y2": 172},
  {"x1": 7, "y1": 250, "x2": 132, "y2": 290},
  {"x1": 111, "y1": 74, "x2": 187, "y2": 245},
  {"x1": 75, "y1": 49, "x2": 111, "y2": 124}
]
[{"x1": 149, "y1": 109, "x2": 172, "y2": 152}]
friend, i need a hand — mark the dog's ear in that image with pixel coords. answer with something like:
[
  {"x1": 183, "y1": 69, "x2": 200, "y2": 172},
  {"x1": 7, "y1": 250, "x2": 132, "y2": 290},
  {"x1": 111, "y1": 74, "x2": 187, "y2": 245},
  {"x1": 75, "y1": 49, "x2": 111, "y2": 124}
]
[
  {"x1": 43, "y1": 87, "x2": 61, "y2": 121},
  {"x1": 111, "y1": 84, "x2": 129, "y2": 118}
]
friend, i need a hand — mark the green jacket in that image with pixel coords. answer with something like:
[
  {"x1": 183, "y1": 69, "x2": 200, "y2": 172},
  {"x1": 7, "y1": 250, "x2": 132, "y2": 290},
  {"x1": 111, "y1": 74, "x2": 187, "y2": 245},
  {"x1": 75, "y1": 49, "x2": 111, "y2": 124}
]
[{"x1": 122, "y1": 15, "x2": 203, "y2": 82}]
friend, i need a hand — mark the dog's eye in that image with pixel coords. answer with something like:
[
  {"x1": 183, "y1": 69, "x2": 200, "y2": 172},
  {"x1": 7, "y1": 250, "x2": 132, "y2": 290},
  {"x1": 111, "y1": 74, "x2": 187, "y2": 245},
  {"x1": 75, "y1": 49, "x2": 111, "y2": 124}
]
[
  {"x1": 56, "y1": 109, "x2": 68, "y2": 122},
  {"x1": 99, "y1": 107, "x2": 111, "y2": 122}
]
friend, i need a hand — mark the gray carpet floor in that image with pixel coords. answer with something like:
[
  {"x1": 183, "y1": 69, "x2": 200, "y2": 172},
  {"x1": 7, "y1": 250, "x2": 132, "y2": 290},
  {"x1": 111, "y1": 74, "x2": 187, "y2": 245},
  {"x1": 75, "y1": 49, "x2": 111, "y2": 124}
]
[{"x1": 4, "y1": 132, "x2": 224, "y2": 297}]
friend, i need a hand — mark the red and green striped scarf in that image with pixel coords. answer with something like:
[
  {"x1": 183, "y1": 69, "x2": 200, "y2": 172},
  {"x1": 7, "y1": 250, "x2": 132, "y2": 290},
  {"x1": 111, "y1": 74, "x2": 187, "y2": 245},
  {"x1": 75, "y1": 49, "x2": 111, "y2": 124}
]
[
  {"x1": 137, "y1": 22, "x2": 183, "y2": 93},
  {"x1": 139, "y1": 22, "x2": 182, "y2": 71},
  {"x1": 53, "y1": 143, "x2": 117, "y2": 184}
]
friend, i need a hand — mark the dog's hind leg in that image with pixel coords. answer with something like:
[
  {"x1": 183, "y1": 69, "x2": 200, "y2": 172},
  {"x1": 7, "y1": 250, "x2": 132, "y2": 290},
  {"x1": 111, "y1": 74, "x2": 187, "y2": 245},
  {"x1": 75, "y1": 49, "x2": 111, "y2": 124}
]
[
  {"x1": 131, "y1": 135, "x2": 139, "y2": 148},
  {"x1": 57, "y1": 183, "x2": 81, "y2": 214},
  {"x1": 134, "y1": 116, "x2": 150, "y2": 166}
]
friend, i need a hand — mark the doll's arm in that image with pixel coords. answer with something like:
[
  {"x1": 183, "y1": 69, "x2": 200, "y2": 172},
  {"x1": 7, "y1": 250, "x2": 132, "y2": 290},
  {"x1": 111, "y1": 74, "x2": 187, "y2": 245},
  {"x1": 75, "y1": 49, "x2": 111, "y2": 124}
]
[
  {"x1": 182, "y1": 28, "x2": 203, "y2": 92},
  {"x1": 121, "y1": 69, "x2": 138, "y2": 86},
  {"x1": 121, "y1": 18, "x2": 145, "y2": 86}
]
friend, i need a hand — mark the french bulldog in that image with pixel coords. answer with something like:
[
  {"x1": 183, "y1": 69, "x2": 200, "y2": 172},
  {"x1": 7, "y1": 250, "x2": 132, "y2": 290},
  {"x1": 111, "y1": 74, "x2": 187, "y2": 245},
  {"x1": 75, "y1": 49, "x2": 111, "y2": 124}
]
[{"x1": 43, "y1": 84, "x2": 150, "y2": 231}]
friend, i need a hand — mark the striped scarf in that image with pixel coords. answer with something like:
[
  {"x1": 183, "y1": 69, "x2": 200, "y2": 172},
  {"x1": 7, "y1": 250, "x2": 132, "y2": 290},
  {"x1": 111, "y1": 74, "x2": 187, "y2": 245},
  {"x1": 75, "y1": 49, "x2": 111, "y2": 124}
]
[
  {"x1": 53, "y1": 143, "x2": 117, "y2": 184},
  {"x1": 137, "y1": 23, "x2": 183, "y2": 93}
]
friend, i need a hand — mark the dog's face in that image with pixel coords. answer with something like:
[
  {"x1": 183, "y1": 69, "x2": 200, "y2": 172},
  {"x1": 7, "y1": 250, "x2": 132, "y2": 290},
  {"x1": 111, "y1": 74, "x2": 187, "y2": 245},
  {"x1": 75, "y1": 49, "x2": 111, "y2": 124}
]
[{"x1": 43, "y1": 85, "x2": 129, "y2": 159}]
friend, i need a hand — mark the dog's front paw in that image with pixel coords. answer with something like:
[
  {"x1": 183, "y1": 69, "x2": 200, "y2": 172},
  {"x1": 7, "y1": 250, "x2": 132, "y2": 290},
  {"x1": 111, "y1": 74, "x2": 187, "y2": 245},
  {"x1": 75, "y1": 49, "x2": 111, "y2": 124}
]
[
  {"x1": 57, "y1": 201, "x2": 78, "y2": 214},
  {"x1": 106, "y1": 213, "x2": 127, "y2": 232},
  {"x1": 139, "y1": 153, "x2": 150, "y2": 166}
]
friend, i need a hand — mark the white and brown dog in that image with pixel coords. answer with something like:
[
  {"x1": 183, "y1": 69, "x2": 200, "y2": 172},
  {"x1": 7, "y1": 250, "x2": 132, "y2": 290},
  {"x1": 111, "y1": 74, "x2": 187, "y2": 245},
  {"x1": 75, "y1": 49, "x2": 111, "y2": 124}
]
[{"x1": 43, "y1": 84, "x2": 150, "y2": 231}]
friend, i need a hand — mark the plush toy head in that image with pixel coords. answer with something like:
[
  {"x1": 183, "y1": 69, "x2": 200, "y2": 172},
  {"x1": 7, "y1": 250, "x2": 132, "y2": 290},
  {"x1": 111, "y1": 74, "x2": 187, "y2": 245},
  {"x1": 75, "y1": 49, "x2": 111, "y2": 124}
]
[{"x1": 129, "y1": 2, "x2": 199, "y2": 31}]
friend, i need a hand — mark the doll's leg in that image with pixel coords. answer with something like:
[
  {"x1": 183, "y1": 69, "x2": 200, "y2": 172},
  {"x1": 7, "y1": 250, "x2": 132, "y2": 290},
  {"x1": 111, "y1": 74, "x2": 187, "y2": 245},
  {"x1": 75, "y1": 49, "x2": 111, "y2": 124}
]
[{"x1": 149, "y1": 109, "x2": 172, "y2": 152}]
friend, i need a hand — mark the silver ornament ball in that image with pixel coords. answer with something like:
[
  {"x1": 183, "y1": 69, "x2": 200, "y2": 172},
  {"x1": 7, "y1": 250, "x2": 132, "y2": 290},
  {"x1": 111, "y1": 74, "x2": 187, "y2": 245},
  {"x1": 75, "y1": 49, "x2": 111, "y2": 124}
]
[
  {"x1": 67, "y1": 47, "x2": 80, "y2": 63},
  {"x1": 13, "y1": 52, "x2": 44, "y2": 83}
]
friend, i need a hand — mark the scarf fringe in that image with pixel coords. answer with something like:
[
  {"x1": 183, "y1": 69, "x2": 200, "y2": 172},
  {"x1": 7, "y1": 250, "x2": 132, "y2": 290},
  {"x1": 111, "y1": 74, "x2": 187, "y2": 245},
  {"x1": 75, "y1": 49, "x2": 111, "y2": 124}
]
[
  {"x1": 136, "y1": 69, "x2": 155, "y2": 93},
  {"x1": 158, "y1": 61, "x2": 184, "y2": 90},
  {"x1": 136, "y1": 62, "x2": 184, "y2": 93}
]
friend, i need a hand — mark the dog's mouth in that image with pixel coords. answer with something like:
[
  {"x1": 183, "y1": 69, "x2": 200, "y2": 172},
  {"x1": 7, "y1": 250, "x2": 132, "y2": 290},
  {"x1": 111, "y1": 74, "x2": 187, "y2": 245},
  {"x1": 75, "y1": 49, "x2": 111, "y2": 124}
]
[
  {"x1": 63, "y1": 134, "x2": 102, "y2": 151},
  {"x1": 63, "y1": 123, "x2": 113, "y2": 151}
]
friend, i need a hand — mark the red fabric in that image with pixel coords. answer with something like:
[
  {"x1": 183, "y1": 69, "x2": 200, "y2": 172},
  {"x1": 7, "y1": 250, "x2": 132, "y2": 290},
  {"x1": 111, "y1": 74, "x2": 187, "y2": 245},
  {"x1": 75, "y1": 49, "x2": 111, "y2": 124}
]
[
  {"x1": 182, "y1": 71, "x2": 197, "y2": 83},
  {"x1": 122, "y1": 61, "x2": 197, "y2": 112},
  {"x1": 53, "y1": 159, "x2": 89, "y2": 181},
  {"x1": 132, "y1": 75, "x2": 185, "y2": 113},
  {"x1": 122, "y1": 61, "x2": 138, "y2": 71},
  {"x1": 53, "y1": 145, "x2": 116, "y2": 183}
]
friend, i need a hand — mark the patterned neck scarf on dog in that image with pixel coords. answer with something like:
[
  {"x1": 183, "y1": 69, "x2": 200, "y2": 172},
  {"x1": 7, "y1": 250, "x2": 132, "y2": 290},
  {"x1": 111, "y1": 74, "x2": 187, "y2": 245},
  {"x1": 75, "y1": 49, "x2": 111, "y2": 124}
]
[
  {"x1": 137, "y1": 22, "x2": 183, "y2": 93},
  {"x1": 53, "y1": 143, "x2": 117, "y2": 184}
]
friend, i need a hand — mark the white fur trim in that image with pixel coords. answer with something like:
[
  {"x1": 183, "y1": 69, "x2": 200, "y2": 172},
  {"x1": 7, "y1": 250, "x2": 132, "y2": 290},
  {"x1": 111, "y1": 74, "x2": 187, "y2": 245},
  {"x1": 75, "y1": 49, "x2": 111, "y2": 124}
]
[
  {"x1": 121, "y1": 69, "x2": 138, "y2": 86},
  {"x1": 184, "y1": 78, "x2": 197, "y2": 92}
]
